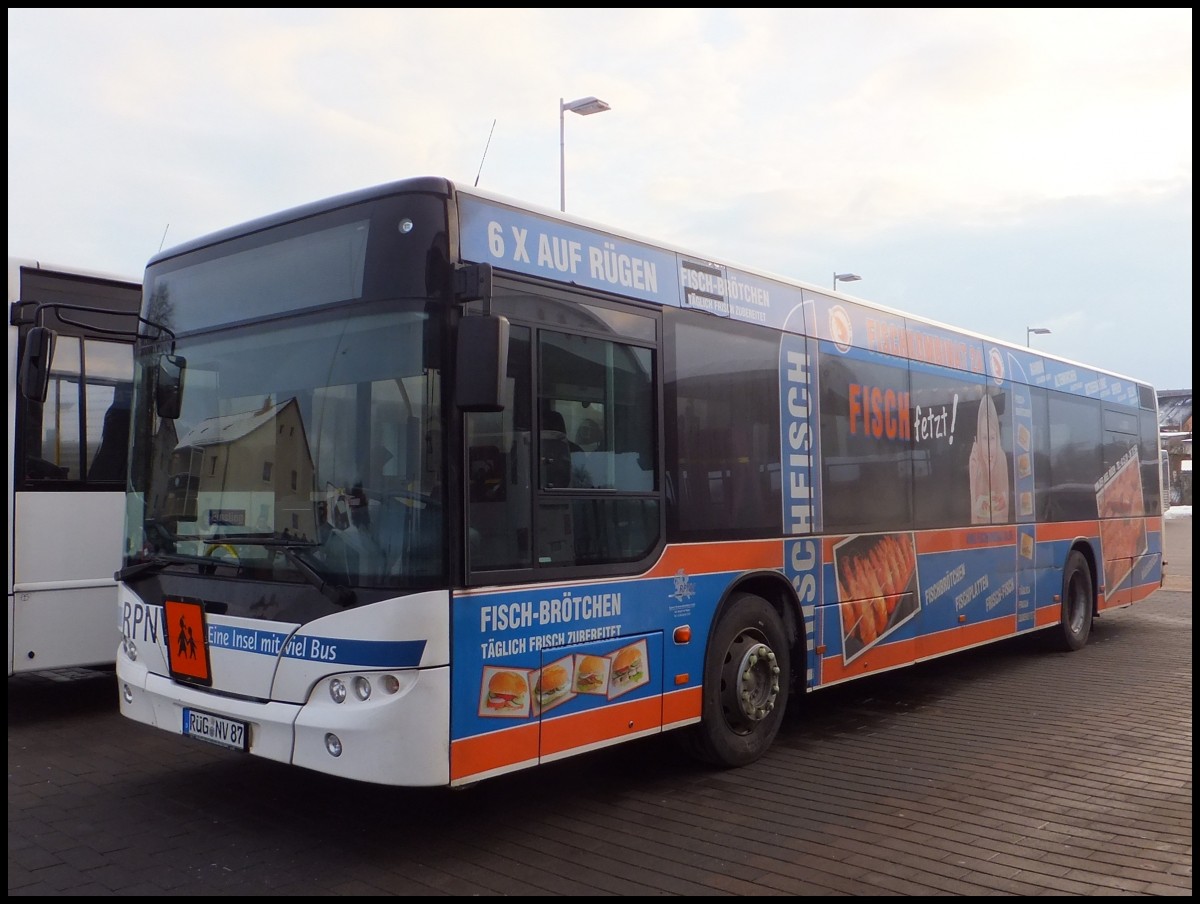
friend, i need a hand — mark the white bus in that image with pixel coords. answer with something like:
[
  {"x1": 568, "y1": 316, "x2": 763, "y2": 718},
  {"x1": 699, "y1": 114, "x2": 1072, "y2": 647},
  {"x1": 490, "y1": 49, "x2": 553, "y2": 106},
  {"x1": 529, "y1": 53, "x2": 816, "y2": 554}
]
[{"x1": 8, "y1": 257, "x2": 141, "y2": 675}]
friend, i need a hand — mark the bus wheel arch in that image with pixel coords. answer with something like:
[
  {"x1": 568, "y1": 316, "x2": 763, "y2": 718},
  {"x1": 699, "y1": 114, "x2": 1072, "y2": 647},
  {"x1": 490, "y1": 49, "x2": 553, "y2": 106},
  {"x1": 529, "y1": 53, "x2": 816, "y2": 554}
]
[
  {"x1": 1054, "y1": 546, "x2": 1096, "y2": 652},
  {"x1": 715, "y1": 572, "x2": 804, "y2": 689},
  {"x1": 681, "y1": 574, "x2": 797, "y2": 768}
]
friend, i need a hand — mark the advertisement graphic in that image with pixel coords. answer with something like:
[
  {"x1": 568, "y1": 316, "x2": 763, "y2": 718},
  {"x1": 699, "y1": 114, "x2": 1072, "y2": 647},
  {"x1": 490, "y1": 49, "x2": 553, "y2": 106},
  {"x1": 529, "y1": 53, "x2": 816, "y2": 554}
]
[
  {"x1": 780, "y1": 332, "x2": 819, "y2": 535},
  {"x1": 606, "y1": 639, "x2": 650, "y2": 698},
  {"x1": 451, "y1": 570, "x2": 728, "y2": 746},
  {"x1": 1016, "y1": 523, "x2": 1037, "y2": 631},
  {"x1": 532, "y1": 656, "x2": 575, "y2": 714},
  {"x1": 1096, "y1": 447, "x2": 1148, "y2": 593},
  {"x1": 969, "y1": 392, "x2": 1010, "y2": 524},
  {"x1": 458, "y1": 196, "x2": 803, "y2": 330},
  {"x1": 834, "y1": 532, "x2": 920, "y2": 663},
  {"x1": 572, "y1": 652, "x2": 610, "y2": 695},
  {"x1": 479, "y1": 667, "x2": 532, "y2": 718}
]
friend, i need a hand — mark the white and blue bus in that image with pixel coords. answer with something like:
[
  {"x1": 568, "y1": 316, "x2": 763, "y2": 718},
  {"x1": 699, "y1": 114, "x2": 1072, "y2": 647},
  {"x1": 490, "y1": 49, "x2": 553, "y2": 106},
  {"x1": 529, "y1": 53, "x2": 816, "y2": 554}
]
[
  {"x1": 8, "y1": 257, "x2": 141, "y2": 675},
  {"x1": 100, "y1": 178, "x2": 1164, "y2": 786}
]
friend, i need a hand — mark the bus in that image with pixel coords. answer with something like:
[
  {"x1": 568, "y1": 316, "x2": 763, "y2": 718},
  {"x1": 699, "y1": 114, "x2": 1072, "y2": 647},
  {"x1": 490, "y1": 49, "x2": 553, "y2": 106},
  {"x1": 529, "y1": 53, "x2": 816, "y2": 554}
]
[
  {"x1": 104, "y1": 177, "x2": 1165, "y2": 786},
  {"x1": 8, "y1": 257, "x2": 141, "y2": 675}
]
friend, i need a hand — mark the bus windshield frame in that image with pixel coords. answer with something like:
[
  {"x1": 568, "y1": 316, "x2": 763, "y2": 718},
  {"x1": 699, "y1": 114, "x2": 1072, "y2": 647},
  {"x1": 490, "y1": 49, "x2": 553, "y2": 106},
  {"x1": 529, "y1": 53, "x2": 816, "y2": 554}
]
[{"x1": 123, "y1": 191, "x2": 453, "y2": 599}]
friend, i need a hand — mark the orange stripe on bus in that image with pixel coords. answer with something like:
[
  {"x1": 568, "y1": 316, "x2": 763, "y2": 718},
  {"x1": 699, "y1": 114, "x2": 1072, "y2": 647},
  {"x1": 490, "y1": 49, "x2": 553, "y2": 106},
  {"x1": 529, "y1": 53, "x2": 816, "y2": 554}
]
[
  {"x1": 915, "y1": 527, "x2": 1015, "y2": 554},
  {"x1": 1128, "y1": 583, "x2": 1161, "y2": 603},
  {"x1": 916, "y1": 530, "x2": 966, "y2": 554},
  {"x1": 1100, "y1": 581, "x2": 1131, "y2": 608},
  {"x1": 948, "y1": 618, "x2": 1013, "y2": 648},
  {"x1": 820, "y1": 636, "x2": 918, "y2": 682},
  {"x1": 540, "y1": 696, "x2": 663, "y2": 756},
  {"x1": 1034, "y1": 604, "x2": 1060, "y2": 628},
  {"x1": 918, "y1": 618, "x2": 1016, "y2": 658},
  {"x1": 663, "y1": 686, "x2": 702, "y2": 724},
  {"x1": 457, "y1": 539, "x2": 783, "y2": 597},
  {"x1": 821, "y1": 616, "x2": 1024, "y2": 683},
  {"x1": 450, "y1": 723, "x2": 539, "y2": 782},
  {"x1": 644, "y1": 540, "x2": 782, "y2": 579},
  {"x1": 1036, "y1": 521, "x2": 1099, "y2": 542}
]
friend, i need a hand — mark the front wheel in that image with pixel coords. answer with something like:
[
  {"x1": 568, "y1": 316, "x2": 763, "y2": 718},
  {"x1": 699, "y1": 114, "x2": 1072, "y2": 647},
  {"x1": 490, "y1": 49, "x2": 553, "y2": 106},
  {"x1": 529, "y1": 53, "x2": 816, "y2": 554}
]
[
  {"x1": 1053, "y1": 550, "x2": 1094, "y2": 652},
  {"x1": 682, "y1": 592, "x2": 791, "y2": 768}
]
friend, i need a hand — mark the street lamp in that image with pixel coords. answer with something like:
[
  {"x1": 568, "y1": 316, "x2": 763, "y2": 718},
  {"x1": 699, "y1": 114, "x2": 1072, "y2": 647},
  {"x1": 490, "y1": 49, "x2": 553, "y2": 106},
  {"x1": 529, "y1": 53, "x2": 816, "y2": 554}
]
[
  {"x1": 1026, "y1": 327, "x2": 1051, "y2": 347},
  {"x1": 560, "y1": 95, "x2": 611, "y2": 212},
  {"x1": 833, "y1": 272, "x2": 862, "y2": 290}
]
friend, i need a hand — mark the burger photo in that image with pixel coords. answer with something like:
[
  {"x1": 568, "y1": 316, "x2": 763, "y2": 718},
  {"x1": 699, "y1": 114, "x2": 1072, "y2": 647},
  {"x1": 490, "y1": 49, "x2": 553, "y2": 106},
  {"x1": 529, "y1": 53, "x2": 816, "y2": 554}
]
[
  {"x1": 609, "y1": 644, "x2": 645, "y2": 693},
  {"x1": 533, "y1": 661, "x2": 571, "y2": 710},
  {"x1": 483, "y1": 669, "x2": 528, "y2": 714},
  {"x1": 573, "y1": 654, "x2": 608, "y2": 694}
]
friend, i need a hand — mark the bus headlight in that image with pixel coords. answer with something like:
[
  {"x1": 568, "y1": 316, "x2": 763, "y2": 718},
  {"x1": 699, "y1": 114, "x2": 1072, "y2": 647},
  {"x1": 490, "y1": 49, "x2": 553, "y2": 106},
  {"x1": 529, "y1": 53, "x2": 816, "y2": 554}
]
[
  {"x1": 329, "y1": 677, "x2": 347, "y2": 704},
  {"x1": 324, "y1": 672, "x2": 409, "y2": 706},
  {"x1": 324, "y1": 733, "x2": 343, "y2": 757},
  {"x1": 122, "y1": 637, "x2": 138, "y2": 662},
  {"x1": 353, "y1": 675, "x2": 371, "y2": 701}
]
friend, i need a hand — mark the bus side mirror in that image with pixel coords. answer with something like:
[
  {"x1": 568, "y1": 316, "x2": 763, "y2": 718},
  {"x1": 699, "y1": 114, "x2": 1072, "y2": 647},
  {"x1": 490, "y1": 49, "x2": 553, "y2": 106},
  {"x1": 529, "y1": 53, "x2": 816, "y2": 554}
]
[
  {"x1": 18, "y1": 326, "x2": 56, "y2": 403},
  {"x1": 155, "y1": 353, "x2": 187, "y2": 420},
  {"x1": 455, "y1": 314, "x2": 509, "y2": 413}
]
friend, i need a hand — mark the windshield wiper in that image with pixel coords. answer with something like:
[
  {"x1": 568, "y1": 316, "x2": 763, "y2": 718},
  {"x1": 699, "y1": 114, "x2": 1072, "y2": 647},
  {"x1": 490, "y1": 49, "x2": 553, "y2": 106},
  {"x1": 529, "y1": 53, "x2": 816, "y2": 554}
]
[
  {"x1": 118, "y1": 539, "x2": 355, "y2": 608},
  {"x1": 115, "y1": 552, "x2": 229, "y2": 581},
  {"x1": 275, "y1": 544, "x2": 357, "y2": 609},
  {"x1": 193, "y1": 535, "x2": 354, "y2": 605},
  {"x1": 115, "y1": 557, "x2": 173, "y2": 581},
  {"x1": 203, "y1": 534, "x2": 317, "y2": 547}
]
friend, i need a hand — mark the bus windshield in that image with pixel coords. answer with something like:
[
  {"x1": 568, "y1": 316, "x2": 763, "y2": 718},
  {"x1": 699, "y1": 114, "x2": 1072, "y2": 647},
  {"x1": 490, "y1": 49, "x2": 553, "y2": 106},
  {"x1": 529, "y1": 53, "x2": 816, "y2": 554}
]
[{"x1": 125, "y1": 301, "x2": 445, "y2": 594}]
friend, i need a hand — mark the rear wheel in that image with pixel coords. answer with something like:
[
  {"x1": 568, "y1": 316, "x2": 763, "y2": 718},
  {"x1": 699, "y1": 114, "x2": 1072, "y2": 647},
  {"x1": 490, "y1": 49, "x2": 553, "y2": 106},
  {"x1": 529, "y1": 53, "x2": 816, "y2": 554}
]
[
  {"x1": 1053, "y1": 550, "x2": 1094, "y2": 652},
  {"x1": 683, "y1": 592, "x2": 790, "y2": 767}
]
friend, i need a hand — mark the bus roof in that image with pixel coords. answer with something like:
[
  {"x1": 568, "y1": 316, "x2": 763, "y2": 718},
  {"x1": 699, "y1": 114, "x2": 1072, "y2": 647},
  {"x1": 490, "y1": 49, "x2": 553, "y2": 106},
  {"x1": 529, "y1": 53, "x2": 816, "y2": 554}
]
[
  {"x1": 145, "y1": 177, "x2": 1155, "y2": 396},
  {"x1": 9, "y1": 256, "x2": 141, "y2": 293}
]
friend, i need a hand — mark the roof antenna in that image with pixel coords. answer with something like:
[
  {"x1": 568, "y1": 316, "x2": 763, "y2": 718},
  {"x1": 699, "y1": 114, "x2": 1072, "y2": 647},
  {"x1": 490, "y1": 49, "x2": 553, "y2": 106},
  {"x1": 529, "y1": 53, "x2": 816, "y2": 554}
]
[
  {"x1": 474, "y1": 119, "x2": 496, "y2": 187},
  {"x1": 158, "y1": 223, "x2": 170, "y2": 252}
]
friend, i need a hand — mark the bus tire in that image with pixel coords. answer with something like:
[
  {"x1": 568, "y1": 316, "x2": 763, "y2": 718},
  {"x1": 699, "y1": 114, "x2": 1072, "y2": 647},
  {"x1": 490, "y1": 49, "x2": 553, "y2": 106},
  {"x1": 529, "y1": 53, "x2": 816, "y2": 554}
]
[
  {"x1": 1054, "y1": 550, "x2": 1094, "y2": 652},
  {"x1": 683, "y1": 592, "x2": 790, "y2": 768}
]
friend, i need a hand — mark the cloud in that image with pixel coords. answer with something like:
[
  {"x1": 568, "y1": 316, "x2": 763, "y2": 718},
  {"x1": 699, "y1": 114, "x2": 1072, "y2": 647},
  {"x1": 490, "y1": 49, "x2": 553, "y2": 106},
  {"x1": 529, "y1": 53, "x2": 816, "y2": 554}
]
[{"x1": 7, "y1": 8, "x2": 1192, "y2": 388}]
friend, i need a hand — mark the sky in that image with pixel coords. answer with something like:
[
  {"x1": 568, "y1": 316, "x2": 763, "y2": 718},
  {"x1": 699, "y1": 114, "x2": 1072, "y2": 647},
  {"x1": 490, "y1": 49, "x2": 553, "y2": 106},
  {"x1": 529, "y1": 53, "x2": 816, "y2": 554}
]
[{"x1": 8, "y1": 9, "x2": 1193, "y2": 390}]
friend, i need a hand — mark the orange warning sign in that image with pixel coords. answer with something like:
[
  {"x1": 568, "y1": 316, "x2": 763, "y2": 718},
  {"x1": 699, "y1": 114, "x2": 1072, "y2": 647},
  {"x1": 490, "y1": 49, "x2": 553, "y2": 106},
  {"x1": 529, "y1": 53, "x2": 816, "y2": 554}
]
[{"x1": 165, "y1": 599, "x2": 212, "y2": 684}]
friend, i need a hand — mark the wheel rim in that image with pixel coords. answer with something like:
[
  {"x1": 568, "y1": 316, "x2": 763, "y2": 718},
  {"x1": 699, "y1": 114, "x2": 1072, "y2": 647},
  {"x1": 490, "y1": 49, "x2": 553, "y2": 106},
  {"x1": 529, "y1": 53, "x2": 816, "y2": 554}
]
[
  {"x1": 1065, "y1": 571, "x2": 1087, "y2": 634},
  {"x1": 719, "y1": 632, "x2": 781, "y2": 734}
]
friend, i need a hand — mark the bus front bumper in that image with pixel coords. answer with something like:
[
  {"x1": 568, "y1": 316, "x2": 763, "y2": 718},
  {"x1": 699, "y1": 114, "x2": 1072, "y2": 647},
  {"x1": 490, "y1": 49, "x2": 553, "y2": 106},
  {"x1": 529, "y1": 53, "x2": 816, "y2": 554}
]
[{"x1": 116, "y1": 653, "x2": 451, "y2": 787}]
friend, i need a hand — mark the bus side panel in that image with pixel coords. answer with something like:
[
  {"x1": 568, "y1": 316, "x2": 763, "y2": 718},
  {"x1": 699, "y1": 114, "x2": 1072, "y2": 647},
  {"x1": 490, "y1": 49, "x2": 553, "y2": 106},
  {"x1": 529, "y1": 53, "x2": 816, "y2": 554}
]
[
  {"x1": 450, "y1": 580, "x2": 691, "y2": 784},
  {"x1": 11, "y1": 586, "x2": 119, "y2": 673},
  {"x1": 1129, "y1": 515, "x2": 1164, "y2": 601},
  {"x1": 13, "y1": 490, "x2": 125, "y2": 584},
  {"x1": 450, "y1": 542, "x2": 783, "y2": 783},
  {"x1": 815, "y1": 525, "x2": 1036, "y2": 686},
  {"x1": 1032, "y1": 522, "x2": 1100, "y2": 626},
  {"x1": 10, "y1": 490, "x2": 125, "y2": 671}
]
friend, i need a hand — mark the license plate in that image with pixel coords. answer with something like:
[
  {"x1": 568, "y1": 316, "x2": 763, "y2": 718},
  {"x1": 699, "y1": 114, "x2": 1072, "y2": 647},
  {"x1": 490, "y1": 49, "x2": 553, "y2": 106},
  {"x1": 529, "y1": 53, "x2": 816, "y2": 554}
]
[{"x1": 182, "y1": 707, "x2": 248, "y2": 752}]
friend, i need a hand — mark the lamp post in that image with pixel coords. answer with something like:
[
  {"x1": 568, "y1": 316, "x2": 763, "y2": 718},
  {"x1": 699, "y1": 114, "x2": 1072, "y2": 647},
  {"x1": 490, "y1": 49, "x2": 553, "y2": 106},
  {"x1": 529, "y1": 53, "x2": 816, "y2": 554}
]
[
  {"x1": 833, "y1": 272, "x2": 862, "y2": 291},
  {"x1": 559, "y1": 95, "x2": 611, "y2": 212},
  {"x1": 1026, "y1": 327, "x2": 1051, "y2": 347}
]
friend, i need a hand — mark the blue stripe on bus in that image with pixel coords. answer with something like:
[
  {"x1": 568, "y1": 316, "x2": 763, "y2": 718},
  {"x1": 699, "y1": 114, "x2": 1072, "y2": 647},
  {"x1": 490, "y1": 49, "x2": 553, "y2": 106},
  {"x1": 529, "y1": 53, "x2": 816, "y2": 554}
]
[{"x1": 204, "y1": 623, "x2": 426, "y2": 667}]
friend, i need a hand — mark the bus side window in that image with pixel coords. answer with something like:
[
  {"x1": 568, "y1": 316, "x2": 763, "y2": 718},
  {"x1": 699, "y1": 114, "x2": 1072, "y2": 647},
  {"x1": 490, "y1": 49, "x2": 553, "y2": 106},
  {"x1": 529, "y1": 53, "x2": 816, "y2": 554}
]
[
  {"x1": 540, "y1": 407, "x2": 577, "y2": 488},
  {"x1": 466, "y1": 322, "x2": 533, "y2": 572},
  {"x1": 88, "y1": 384, "x2": 133, "y2": 481},
  {"x1": 22, "y1": 335, "x2": 81, "y2": 481}
]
